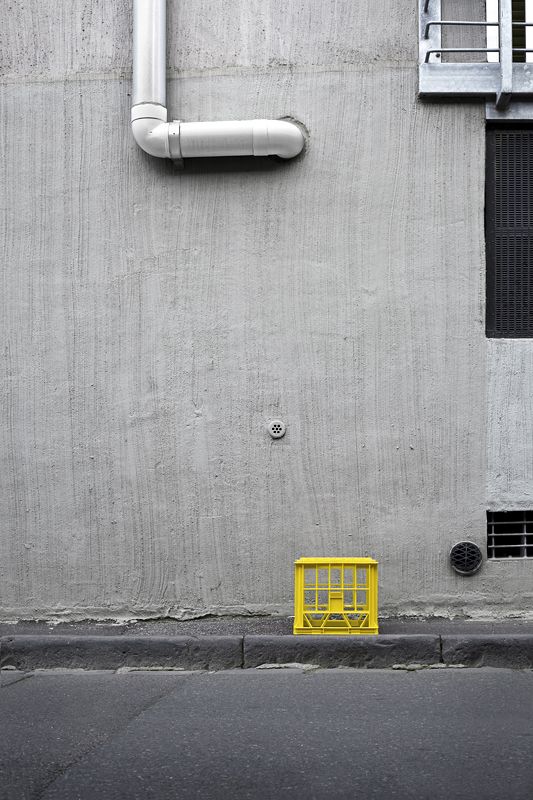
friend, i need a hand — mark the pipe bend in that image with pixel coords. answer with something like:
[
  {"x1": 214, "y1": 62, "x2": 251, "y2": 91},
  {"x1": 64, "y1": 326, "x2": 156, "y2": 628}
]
[
  {"x1": 131, "y1": 106, "x2": 170, "y2": 158},
  {"x1": 253, "y1": 119, "x2": 306, "y2": 159}
]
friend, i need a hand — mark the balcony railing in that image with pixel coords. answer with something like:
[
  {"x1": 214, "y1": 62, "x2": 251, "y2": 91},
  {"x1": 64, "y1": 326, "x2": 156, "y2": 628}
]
[{"x1": 419, "y1": 0, "x2": 533, "y2": 108}]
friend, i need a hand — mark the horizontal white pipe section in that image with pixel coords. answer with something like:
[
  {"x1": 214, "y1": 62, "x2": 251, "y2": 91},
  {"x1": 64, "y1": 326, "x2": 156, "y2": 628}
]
[
  {"x1": 131, "y1": 0, "x2": 306, "y2": 160},
  {"x1": 131, "y1": 109, "x2": 305, "y2": 160},
  {"x1": 178, "y1": 120, "x2": 305, "y2": 158}
]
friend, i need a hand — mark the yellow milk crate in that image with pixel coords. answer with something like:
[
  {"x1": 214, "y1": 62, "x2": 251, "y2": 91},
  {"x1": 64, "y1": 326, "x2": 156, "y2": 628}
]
[{"x1": 293, "y1": 557, "x2": 378, "y2": 635}]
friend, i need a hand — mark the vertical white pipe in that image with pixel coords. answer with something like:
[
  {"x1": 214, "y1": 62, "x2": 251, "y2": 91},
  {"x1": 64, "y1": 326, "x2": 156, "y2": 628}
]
[{"x1": 133, "y1": 0, "x2": 166, "y2": 108}]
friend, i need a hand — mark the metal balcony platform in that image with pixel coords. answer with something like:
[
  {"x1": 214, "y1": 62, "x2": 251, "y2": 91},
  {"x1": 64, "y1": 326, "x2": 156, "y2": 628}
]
[{"x1": 419, "y1": 0, "x2": 533, "y2": 109}]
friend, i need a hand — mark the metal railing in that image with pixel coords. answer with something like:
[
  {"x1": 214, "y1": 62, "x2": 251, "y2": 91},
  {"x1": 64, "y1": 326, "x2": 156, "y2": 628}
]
[
  {"x1": 423, "y1": 20, "x2": 498, "y2": 63},
  {"x1": 419, "y1": 1, "x2": 533, "y2": 108},
  {"x1": 423, "y1": 20, "x2": 533, "y2": 63},
  {"x1": 424, "y1": 48, "x2": 498, "y2": 63},
  {"x1": 424, "y1": 20, "x2": 498, "y2": 39}
]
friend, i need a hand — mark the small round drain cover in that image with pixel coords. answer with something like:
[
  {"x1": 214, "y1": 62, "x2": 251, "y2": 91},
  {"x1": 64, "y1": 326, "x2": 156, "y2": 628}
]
[
  {"x1": 268, "y1": 419, "x2": 286, "y2": 439},
  {"x1": 449, "y1": 541, "x2": 482, "y2": 575}
]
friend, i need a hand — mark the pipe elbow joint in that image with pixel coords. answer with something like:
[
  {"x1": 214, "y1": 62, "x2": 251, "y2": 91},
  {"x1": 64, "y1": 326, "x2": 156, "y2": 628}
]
[
  {"x1": 131, "y1": 104, "x2": 170, "y2": 159},
  {"x1": 253, "y1": 119, "x2": 306, "y2": 159}
]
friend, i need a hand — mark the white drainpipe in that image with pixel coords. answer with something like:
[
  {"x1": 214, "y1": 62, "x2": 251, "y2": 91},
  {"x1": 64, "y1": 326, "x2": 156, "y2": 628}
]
[{"x1": 131, "y1": 0, "x2": 306, "y2": 160}]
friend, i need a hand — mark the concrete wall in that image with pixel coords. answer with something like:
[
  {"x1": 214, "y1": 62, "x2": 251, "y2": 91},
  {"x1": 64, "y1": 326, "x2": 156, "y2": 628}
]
[
  {"x1": 0, "y1": 0, "x2": 530, "y2": 620},
  {"x1": 488, "y1": 340, "x2": 533, "y2": 508}
]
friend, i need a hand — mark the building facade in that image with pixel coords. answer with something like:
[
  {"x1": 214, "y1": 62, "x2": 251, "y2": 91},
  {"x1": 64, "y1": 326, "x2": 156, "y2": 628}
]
[{"x1": 1, "y1": 0, "x2": 532, "y2": 621}]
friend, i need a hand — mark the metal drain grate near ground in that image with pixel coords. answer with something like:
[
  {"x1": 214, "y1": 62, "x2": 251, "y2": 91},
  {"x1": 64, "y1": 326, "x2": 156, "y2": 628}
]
[{"x1": 487, "y1": 510, "x2": 533, "y2": 558}]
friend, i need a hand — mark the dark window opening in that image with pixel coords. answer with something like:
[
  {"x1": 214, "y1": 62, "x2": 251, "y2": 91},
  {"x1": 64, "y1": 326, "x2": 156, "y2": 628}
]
[
  {"x1": 513, "y1": 0, "x2": 527, "y2": 62},
  {"x1": 486, "y1": 125, "x2": 533, "y2": 337},
  {"x1": 487, "y1": 510, "x2": 533, "y2": 558}
]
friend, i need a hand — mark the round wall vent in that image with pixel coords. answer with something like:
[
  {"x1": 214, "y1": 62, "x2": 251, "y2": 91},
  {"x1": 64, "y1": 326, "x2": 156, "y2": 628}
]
[
  {"x1": 449, "y1": 541, "x2": 483, "y2": 576},
  {"x1": 268, "y1": 419, "x2": 286, "y2": 439}
]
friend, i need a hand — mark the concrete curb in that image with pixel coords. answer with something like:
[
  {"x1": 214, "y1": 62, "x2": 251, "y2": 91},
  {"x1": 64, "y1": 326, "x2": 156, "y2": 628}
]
[
  {"x1": 0, "y1": 634, "x2": 440, "y2": 670},
  {"x1": 244, "y1": 635, "x2": 441, "y2": 668},
  {"x1": 0, "y1": 636, "x2": 243, "y2": 671},
  {"x1": 441, "y1": 635, "x2": 533, "y2": 668},
  {"x1": 2, "y1": 634, "x2": 533, "y2": 670}
]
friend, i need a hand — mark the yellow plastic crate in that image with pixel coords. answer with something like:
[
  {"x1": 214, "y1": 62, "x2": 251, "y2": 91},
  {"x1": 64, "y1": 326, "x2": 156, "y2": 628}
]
[{"x1": 293, "y1": 557, "x2": 378, "y2": 635}]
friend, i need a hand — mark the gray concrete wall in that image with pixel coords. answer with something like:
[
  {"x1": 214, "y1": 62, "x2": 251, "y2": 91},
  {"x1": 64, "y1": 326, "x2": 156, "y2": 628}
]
[
  {"x1": 0, "y1": 0, "x2": 527, "y2": 620},
  {"x1": 485, "y1": 340, "x2": 533, "y2": 617},
  {"x1": 488, "y1": 340, "x2": 533, "y2": 509}
]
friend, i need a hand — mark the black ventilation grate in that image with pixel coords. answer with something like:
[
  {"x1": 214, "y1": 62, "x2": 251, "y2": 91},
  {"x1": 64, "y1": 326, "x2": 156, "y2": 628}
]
[
  {"x1": 449, "y1": 541, "x2": 483, "y2": 575},
  {"x1": 486, "y1": 127, "x2": 533, "y2": 338},
  {"x1": 487, "y1": 511, "x2": 533, "y2": 558}
]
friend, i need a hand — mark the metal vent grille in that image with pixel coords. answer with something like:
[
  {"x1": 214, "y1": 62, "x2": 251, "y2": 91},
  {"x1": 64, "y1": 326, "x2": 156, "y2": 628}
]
[
  {"x1": 450, "y1": 541, "x2": 483, "y2": 575},
  {"x1": 486, "y1": 127, "x2": 533, "y2": 338},
  {"x1": 487, "y1": 511, "x2": 533, "y2": 558}
]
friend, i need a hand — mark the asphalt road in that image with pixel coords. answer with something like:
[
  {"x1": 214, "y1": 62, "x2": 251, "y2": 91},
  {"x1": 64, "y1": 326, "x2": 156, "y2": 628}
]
[{"x1": 2, "y1": 667, "x2": 533, "y2": 800}]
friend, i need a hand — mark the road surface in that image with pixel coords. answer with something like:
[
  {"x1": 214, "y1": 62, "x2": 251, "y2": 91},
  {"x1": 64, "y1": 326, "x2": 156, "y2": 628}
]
[{"x1": 1, "y1": 667, "x2": 532, "y2": 799}]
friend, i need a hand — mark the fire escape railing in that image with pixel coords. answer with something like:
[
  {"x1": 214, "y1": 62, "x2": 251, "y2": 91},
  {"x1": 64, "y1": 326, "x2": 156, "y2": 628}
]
[{"x1": 419, "y1": 0, "x2": 533, "y2": 109}]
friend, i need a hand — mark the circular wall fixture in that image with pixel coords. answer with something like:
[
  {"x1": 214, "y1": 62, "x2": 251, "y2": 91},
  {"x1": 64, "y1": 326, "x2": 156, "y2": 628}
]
[
  {"x1": 449, "y1": 541, "x2": 483, "y2": 576},
  {"x1": 268, "y1": 419, "x2": 286, "y2": 439}
]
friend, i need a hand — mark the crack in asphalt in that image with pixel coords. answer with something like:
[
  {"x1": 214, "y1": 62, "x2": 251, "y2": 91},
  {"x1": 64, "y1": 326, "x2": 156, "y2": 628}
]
[{"x1": 33, "y1": 672, "x2": 201, "y2": 800}]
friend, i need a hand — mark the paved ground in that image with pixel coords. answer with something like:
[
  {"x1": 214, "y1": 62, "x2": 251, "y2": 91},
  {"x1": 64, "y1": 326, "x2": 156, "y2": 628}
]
[{"x1": 2, "y1": 667, "x2": 533, "y2": 800}]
